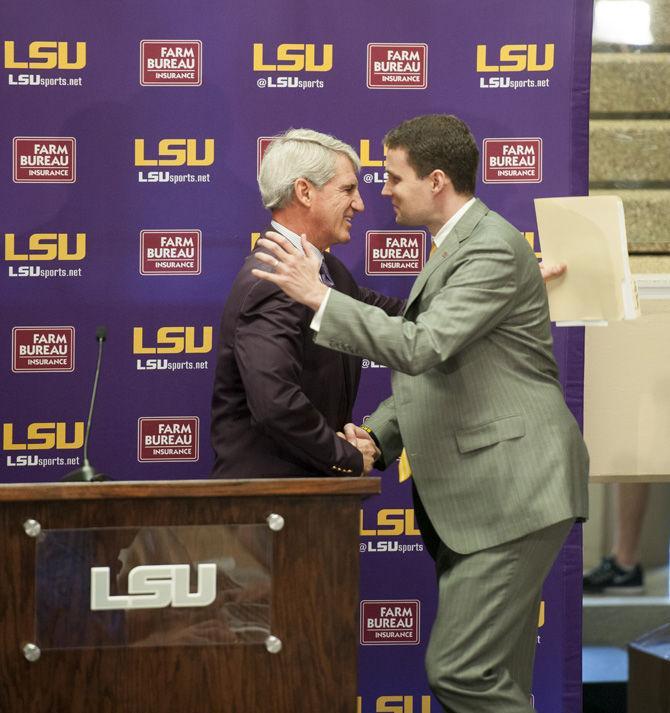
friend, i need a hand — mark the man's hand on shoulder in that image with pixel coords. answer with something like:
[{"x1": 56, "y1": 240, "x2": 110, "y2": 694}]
[{"x1": 252, "y1": 232, "x2": 328, "y2": 311}]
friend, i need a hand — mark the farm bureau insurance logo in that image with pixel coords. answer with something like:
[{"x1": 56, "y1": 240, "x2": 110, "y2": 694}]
[
  {"x1": 13, "y1": 137, "x2": 76, "y2": 183},
  {"x1": 140, "y1": 40, "x2": 202, "y2": 86},
  {"x1": 138, "y1": 417, "x2": 199, "y2": 462},
  {"x1": 360, "y1": 600, "x2": 420, "y2": 645},
  {"x1": 367, "y1": 44, "x2": 427, "y2": 89},
  {"x1": 253, "y1": 42, "x2": 331, "y2": 90},
  {"x1": 12, "y1": 327, "x2": 75, "y2": 372},
  {"x1": 140, "y1": 230, "x2": 201, "y2": 275},
  {"x1": 366, "y1": 231, "x2": 426, "y2": 276},
  {"x1": 4, "y1": 232, "x2": 86, "y2": 279},
  {"x1": 4, "y1": 40, "x2": 85, "y2": 87},
  {"x1": 256, "y1": 136, "x2": 277, "y2": 177},
  {"x1": 477, "y1": 42, "x2": 554, "y2": 90},
  {"x1": 482, "y1": 138, "x2": 542, "y2": 183}
]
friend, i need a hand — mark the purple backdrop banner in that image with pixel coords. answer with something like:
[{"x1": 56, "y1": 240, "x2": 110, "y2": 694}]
[{"x1": 1, "y1": 2, "x2": 592, "y2": 710}]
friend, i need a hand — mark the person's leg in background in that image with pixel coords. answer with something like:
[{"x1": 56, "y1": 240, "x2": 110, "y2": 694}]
[{"x1": 583, "y1": 482, "x2": 649, "y2": 594}]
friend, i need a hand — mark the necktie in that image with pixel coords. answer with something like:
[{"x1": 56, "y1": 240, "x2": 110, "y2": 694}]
[
  {"x1": 319, "y1": 260, "x2": 335, "y2": 287},
  {"x1": 429, "y1": 240, "x2": 437, "y2": 258}
]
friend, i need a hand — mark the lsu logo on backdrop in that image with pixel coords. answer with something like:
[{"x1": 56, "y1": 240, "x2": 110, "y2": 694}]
[
  {"x1": 137, "y1": 417, "x2": 199, "y2": 462},
  {"x1": 12, "y1": 327, "x2": 75, "y2": 372},
  {"x1": 4, "y1": 232, "x2": 86, "y2": 262},
  {"x1": 360, "y1": 600, "x2": 420, "y2": 645},
  {"x1": 359, "y1": 508, "x2": 424, "y2": 554},
  {"x1": 140, "y1": 230, "x2": 201, "y2": 275},
  {"x1": 477, "y1": 43, "x2": 554, "y2": 89},
  {"x1": 360, "y1": 508, "x2": 421, "y2": 537},
  {"x1": 134, "y1": 138, "x2": 214, "y2": 166},
  {"x1": 4, "y1": 41, "x2": 86, "y2": 69},
  {"x1": 133, "y1": 326, "x2": 212, "y2": 354},
  {"x1": 357, "y1": 695, "x2": 433, "y2": 713},
  {"x1": 256, "y1": 136, "x2": 277, "y2": 177},
  {"x1": 140, "y1": 40, "x2": 202, "y2": 86},
  {"x1": 13, "y1": 137, "x2": 76, "y2": 183},
  {"x1": 133, "y1": 326, "x2": 212, "y2": 372},
  {"x1": 359, "y1": 138, "x2": 387, "y2": 185},
  {"x1": 367, "y1": 44, "x2": 428, "y2": 89},
  {"x1": 4, "y1": 232, "x2": 86, "y2": 278},
  {"x1": 477, "y1": 43, "x2": 555, "y2": 72},
  {"x1": 482, "y1": 139, "x2": 542, "y2": 183},
  {"x1": 522, "y1": 230, "x2": 542, "y2": 259},
  {"x1": 253, "y1": 43, "x2": 331, "y2": 90},
  {"x1": 253, "y1": 43, "x2": 332, "y2": 72},
  {"x1": 3, "y1": 422, "x2": 84, "y2": 451},
  {"x1": 4, "y1": 41, "x2": 86, "y2": 87},
  {"x1": 135, "y1": 138, "x2": 214, "y2": 184},
  {"x1": 366, "y1": 231, "x2": 426, "y2": 276}
]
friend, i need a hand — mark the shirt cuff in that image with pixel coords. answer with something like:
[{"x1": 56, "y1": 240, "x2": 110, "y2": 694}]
[
  {"x1": 360, "y1": 424, "x2": 381, "y2": 449},
  {"x1": 310, "y1": 287, "x2": 332, "y2": 331}
]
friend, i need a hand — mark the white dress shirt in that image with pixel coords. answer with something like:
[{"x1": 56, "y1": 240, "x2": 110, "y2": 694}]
[{"x1": 270, "y1": 220, "x2": 322, "y2": 260}]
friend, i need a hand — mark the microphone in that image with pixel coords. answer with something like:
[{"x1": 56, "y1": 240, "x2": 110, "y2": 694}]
[{"x1": 62, "y1": 326, "x2": 109, "y2": 482}]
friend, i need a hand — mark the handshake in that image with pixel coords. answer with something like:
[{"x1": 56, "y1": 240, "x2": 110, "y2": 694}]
[{"x1": 337, "y1": 423, "x2": 380, "y2": 477}]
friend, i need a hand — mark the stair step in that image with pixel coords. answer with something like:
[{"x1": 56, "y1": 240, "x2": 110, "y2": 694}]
[
  {"x1": 590, "y1": 119, "x2": 670, "y2": 184},
  {"x1": 629, "y1": 255, "x2": 670, "y2": 270},
  {"x1": 591, "y1": 53, "x2": 670, "y2": 114},
  {"x1": 589, "y1": 188, "x2": 670, "y2": 252},
  {"x1": 583, "y1": 596, "x2": 670, "y2": 646}
]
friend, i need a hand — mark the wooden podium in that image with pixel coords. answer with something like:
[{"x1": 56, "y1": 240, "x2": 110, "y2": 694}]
[
  {"x1": 628, "y1": 626, "x2": 670, "y2": 713},
  {"x1": 0, "y1": 478, "x2": 379, "y2": 713}
]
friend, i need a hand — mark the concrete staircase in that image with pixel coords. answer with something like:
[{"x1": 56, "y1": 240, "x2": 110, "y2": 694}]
[
  {"x1": 589, "y1": 0, "x2": 670, "y2": 269},
  {"x1": 583, "y1": 7, "x2": 670, "y2": 701}
]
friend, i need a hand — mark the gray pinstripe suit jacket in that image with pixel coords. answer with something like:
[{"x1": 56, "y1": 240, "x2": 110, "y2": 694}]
[{"x1": 315, "y1": 199, "x2": 589, "y2": 554}]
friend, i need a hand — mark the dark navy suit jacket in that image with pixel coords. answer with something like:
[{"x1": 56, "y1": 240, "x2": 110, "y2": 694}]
[{"x1": 210, "y1": 245, "x2": 404, "y2": 478}]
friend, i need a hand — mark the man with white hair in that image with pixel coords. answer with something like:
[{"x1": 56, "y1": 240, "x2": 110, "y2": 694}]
[{"x1": 210, "y1": 129, "x2": 403, "y2": 478}]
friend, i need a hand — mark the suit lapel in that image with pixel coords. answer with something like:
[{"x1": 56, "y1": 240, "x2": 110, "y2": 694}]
[{"x1": 404, "y1": 199, "x2": 489, "y2": 314}]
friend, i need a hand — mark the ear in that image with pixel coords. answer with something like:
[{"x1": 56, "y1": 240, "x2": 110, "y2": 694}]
[
  {"x1": 293, "y1": 177, "x2": 312, "y2": 207},
  {"x1": 429, "y1": 170, "x2": 450, "y2": 194}
]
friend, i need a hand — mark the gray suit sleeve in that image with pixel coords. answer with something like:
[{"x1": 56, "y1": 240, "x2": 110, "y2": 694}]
[
  {"x1": 364, "y1": 394, "x2": 404, "y2": 469},
  {"x1": 314, "y1": 239, "x2": 518, "y2": 376}
]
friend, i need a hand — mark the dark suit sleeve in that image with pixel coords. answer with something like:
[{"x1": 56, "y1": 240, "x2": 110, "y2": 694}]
[
  {"x1": 233, "y1": 280, "x2": 363, "y2": 476},
  {"x1": 355, "y1": 286, "x2": 406, "y2": 316}
]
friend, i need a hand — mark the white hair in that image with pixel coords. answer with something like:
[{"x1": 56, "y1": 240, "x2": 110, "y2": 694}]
[{"x1": 258, "y1": 128, "x2": 360, "y2": 210}]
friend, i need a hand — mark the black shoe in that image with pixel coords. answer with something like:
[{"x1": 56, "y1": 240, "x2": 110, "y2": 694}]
[{"x1": 583, "y1": 556, "x2": 644, "y2": 594}]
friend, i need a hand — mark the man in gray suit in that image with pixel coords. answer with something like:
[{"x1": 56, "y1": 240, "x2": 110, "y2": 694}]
[{"x1": 252, "y1": 114, "x2": 588, "y2": 712}]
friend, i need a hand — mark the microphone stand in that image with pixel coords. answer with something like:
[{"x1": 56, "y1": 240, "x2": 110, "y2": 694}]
[{"x1": 62, "y1": 326, "x2": 109, "y2": 482}]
